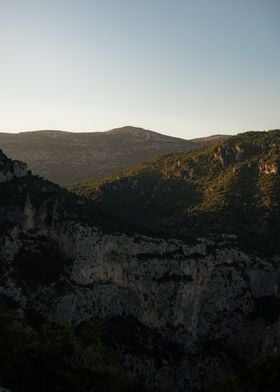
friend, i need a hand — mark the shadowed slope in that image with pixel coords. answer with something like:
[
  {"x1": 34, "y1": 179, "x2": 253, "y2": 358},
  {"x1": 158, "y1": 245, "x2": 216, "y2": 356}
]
[{"x1": 72, "y1": 130, "x2": 280, "y2": 253}]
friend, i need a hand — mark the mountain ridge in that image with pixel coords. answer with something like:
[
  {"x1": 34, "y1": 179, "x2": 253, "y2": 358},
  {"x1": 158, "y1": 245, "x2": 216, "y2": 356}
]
[
  {"x1": 0, "y1": 126, "x2": 230, "y2": 185},
  {"x1": 72, "y1": 129, "x2": 280, "y2": 253}
]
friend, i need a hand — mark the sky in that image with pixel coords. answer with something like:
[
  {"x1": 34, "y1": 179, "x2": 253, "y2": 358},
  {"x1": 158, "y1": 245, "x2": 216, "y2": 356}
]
[{"x1": 0, "y1": 0, "x2": 279, "y2": 138}]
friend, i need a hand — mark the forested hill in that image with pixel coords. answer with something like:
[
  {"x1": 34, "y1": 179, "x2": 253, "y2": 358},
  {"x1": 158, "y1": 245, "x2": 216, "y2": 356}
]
[
  {"x1": 0, "y1": 126, "x2": 229, "y2": 184},
  {"x1": 72, "y1": 129, "x2": 280, "y2": 253}
]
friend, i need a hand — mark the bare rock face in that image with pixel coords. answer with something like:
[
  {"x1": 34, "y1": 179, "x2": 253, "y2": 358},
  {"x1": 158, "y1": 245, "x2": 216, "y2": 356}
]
[
  {"x1": 0, "y1": 150, "x2": 28, "y2": 183},
  {"x1": 1, "y1": 213, "x2": 280, "y2": 390},
  {"x1": 259, "y1": 161, "x2": 280, "y2": 175},
  {"x1": 213, "y1": 144, "x2": 248, "y2": 167}
]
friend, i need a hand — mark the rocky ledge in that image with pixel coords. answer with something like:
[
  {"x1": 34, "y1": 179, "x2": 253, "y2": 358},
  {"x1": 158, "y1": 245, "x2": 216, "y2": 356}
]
[{"x1": 0, "y1": 149, "x2": 28, "y2": 183}]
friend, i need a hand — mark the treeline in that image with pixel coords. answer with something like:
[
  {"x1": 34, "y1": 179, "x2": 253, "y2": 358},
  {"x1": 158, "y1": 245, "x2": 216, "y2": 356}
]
[{"x1": 0, "y1": 310, "x2": 159, "y2": 392}]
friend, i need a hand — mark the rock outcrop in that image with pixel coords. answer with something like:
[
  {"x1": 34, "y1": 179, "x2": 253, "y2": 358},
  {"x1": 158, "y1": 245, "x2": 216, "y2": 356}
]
[
  {"x1": 259, "y1": 161, "x2": 280, "y2": 175},
  {"x1": 213, "y1": 143, "x2": 256, "y2": 167},
  {"x1": 0, "y1": 149, "x2": 27, "y2": 183}
]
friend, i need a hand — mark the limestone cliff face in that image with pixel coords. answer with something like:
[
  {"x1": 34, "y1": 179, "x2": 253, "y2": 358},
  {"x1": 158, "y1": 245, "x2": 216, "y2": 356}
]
[
  {"x1": 213, "y1": 143, "x2": 254, "y2": 167},
  {"x1": 1, "y1": 215, "x2": 280, "y2": 390},
  {"x1": 259, "y1": 161, "x2": 280, "y2": 175}
]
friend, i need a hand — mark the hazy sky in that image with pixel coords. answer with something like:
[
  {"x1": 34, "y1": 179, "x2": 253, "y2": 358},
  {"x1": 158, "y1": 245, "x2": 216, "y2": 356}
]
[{"x1": 0, "y1": 0, "x2": 279, "y2": 138}]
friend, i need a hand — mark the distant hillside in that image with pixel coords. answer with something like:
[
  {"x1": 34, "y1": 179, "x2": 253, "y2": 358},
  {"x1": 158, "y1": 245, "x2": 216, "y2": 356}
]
[
  {"x1": 0, "y1": 126, "x2": 229, "y2": 184},
  {"x1": 72, "y1": 129, "x2": 280, "y2": 253}
]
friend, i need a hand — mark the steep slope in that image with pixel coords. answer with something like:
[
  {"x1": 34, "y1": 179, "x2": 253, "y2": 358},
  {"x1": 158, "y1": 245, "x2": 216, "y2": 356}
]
[
  {"x1": 72, "y1": 129, "x2": 280, "y2": 253},
  {"x1": 0, "y1": 126, "x2": 229, "y2": 185},
  {"x1": 0, "y1": 146, "x2": 280, "y2": 391}
]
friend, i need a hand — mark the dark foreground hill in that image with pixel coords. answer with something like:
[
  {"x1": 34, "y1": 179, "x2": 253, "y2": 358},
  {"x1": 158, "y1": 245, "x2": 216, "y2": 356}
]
[
  {"x1": 0, "y1": 126, "x2": 229, "y2": 184},
  {"x1": 72, "y1": 129, "x2": 280, "y2": 254},
  {"x1": 1, "y1": 133, "x2": 280, "y2": 391}
]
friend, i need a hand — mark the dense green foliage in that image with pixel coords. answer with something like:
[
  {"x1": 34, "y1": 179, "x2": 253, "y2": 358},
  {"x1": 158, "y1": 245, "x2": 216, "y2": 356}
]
[
  {"x1": 0, "y1": 309, "x2": 165, "y2": 392},
  {"x1": 0, "y1": 312, "x2": 119, "y2": 391},
  {"x1": 72, "y1": 130, "x2": 280, "y2": 253}
]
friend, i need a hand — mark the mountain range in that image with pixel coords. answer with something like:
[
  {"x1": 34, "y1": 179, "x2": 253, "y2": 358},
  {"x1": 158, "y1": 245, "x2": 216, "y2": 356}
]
[
  {"x1": 0, "y1": 126, "x2": 229, "y2": 184},
  {"x1": 0, "y1": 129, "x2": 280, "y2": 392}
]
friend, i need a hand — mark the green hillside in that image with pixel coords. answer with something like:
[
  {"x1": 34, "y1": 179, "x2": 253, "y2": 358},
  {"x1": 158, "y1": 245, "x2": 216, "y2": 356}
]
[
  {"x1": 71, "y1": 130, "x2": 280, "y2": 253},
  {"x1": 0, "y1": 126, "x2": 229, "y2": 185}
]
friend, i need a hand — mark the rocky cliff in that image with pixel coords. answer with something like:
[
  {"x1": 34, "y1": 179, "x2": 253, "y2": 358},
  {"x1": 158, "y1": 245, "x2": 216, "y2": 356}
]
[
  {"x1": 0, "y1": 147, "x2": 280, "y2": 391},
  {"x1": 0, "y1": 149, "x2": 27, "y2": 183},
  {"x1": 0, "y1": 196, "x2": 279, "y2": 389}
]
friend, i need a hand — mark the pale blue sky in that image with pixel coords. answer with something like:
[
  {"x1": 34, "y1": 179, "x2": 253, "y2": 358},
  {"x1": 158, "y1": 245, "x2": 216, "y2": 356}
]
[{"x1": 0, "y1": 0, "x2": 279, "y2": 138}]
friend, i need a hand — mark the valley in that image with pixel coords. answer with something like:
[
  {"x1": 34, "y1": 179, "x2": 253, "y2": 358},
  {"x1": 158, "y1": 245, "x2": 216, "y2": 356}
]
[{"x1": 0, "y1": 130, "x2": 280, "y2": 391}]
